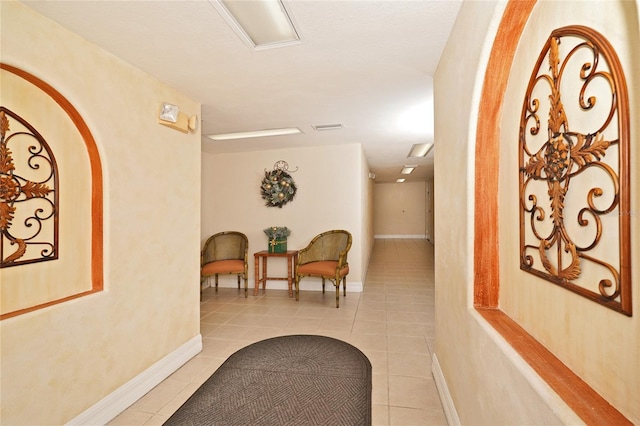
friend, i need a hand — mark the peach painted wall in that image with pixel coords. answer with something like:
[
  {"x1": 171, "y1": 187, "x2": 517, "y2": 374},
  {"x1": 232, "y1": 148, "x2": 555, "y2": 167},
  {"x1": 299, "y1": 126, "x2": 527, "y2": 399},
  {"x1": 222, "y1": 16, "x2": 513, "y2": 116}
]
[
  {"x1": 435, "y1": 1, "x2": 574, "y2": 424},
  {"x1": 360, "y1": 148, "x2": 374, "y2": 284},
  {"x1": 373, "y1": 181, "x2": 428, "y2": 238},
  {"x1": 426, "y1": 178, "x2": 434, "y2": 243},
  {"x1": 435, "y1": 0, "x2": 639, "y2": 424},
  {"x1": 201, "y1": 143, "x2": 370, "y2": 291},
  {"x1": 498, "y1": 1, "x2": 640, "y2": 422},
  {"x1": 1, "y1": 69, "x2": 93, "y2": 315},
  {"x1": 0, "y1": 2, "x2": 201, "y2": 424}
]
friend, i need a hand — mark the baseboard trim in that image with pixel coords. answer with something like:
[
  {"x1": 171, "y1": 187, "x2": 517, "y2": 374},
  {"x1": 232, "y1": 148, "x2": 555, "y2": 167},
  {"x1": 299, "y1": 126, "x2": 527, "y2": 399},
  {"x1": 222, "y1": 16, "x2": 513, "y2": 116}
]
[
  {"x1": 67, "y1": 335, "x2": 202, "y2": 426},
  {"x1": 374, "y1": 234, "x2": 427, "y2": 239},
  {"x1": 213, "y1": 280, "x2": 364, "y2": 293},
  {"x1": 432, "y1": 353, "x2": 461, "y2": 426}
]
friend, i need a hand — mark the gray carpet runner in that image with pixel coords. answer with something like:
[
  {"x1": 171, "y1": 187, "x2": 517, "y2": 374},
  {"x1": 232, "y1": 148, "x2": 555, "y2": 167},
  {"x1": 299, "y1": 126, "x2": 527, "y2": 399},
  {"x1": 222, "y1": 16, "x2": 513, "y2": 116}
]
[{"x1": 164, "y1": 335, "x2": 372, "y2": 426}]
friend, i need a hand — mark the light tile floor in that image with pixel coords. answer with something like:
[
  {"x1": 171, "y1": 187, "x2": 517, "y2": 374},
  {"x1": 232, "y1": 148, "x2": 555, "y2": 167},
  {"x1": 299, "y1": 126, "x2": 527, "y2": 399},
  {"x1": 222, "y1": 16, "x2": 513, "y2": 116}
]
[{"x1": 109, "y1": 239, "x2": 445, "y2": 425}]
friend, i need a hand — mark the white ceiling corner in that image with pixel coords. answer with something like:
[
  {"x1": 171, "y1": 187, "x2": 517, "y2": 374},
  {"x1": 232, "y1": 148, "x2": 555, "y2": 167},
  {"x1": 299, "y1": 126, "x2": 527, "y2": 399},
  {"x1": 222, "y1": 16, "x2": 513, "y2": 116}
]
[{"x1": 21, "y1": 0, "x2": 462, "y2": 182}]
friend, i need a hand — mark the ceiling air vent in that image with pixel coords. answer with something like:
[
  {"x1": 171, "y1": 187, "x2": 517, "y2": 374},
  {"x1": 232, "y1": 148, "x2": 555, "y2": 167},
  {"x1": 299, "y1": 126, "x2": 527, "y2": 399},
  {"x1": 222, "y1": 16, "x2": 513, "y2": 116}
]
[{"x1": 311, "y1": 123, "x2": 343, "y2": 131}]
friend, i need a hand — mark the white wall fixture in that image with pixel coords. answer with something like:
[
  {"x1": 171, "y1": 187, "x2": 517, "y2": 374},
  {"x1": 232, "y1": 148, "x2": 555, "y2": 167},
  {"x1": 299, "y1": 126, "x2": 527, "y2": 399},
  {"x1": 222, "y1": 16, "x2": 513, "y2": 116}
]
[
  {"x1": 159, "y1": 103, "x2": 179, "y2": 122},
  {"x1": 158, "y1": 102, "x2": 198, "y2": 134}
]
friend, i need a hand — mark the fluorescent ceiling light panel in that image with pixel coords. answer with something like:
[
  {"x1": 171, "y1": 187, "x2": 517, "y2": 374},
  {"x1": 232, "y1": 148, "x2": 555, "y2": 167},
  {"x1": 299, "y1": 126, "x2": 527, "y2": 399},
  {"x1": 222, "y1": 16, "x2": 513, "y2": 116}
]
[
  {"x1": 401, "y1": 165, "x2": 418, "y2": 175},
  {"x1": 407, "y1": 143, "x2": 433, "y2": 158},
  {"x1": 212, "y1": 0, "x2": 300, "y2": 50},
  {"x1": 396, "y1": 178, "x2": 406, "y2": 183},
  {"x1": 207, "y1": 127, "x2": 302, "y2": 141}
]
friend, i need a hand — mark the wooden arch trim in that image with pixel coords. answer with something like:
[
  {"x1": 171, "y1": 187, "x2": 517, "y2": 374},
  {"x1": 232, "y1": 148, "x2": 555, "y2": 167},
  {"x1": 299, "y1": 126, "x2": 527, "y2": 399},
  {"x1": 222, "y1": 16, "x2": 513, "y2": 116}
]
[
  {"x1": 473, "y1": 1, "x2": 537, "y2": 308},
  {"x1": 0, "y1": 63, "x2": 104, "y2": 320},
  {"x1": 473, "y1": 2, "x2": 631, "y2": 424}
]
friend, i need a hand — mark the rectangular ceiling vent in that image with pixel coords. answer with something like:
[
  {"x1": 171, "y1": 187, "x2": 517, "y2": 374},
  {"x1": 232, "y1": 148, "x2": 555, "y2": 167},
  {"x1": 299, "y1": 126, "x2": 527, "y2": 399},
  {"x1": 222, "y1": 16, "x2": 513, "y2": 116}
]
[{"x1": 311, "y1": 123, "x2": 343, "y2": 131}]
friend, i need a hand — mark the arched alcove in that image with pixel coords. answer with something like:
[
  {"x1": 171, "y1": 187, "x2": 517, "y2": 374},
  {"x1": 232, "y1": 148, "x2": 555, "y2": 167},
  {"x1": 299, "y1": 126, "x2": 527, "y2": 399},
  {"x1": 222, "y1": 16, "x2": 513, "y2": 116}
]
[
  {"x1": 472, "y1": 1, "x2": 633, "y2": 423},
  {"x1": 0, "y1": 63, "x2": 103, "y2": 320}
]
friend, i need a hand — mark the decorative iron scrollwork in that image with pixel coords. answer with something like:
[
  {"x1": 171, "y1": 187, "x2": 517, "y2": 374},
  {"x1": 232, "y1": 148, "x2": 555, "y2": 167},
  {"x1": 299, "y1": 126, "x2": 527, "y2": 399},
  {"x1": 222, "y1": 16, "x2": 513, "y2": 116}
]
[
  {"x1": 0, "y1": 108, "x2": 59, "y2": 267},
  {"x1": 519, "y1": 26, "x2": 631, "y2": 315}
]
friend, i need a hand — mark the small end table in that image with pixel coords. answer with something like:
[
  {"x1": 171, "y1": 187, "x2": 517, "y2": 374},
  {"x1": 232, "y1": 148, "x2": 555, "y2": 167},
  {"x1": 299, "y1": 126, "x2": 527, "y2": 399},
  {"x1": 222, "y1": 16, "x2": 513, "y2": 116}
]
[{"x1": 254, "y1": 250, "x2": 298, "y2": 297}]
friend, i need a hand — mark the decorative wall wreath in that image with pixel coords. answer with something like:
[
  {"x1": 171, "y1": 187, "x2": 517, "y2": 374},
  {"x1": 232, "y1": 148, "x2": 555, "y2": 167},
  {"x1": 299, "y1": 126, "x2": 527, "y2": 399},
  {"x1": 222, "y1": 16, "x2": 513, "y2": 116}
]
[{"x1": 260, "y1": 161, "x2": 298, "y2": 208}]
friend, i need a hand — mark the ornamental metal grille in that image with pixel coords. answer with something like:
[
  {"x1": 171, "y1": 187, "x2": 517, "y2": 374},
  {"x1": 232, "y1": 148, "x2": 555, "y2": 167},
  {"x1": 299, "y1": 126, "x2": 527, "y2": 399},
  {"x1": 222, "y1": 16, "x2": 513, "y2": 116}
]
[
  {"x1": 519, "y1": 26, "x2": 632, "y2": 316},
  {"x1": 0, "y1": 108, "x2": 59, "y2": 267}
]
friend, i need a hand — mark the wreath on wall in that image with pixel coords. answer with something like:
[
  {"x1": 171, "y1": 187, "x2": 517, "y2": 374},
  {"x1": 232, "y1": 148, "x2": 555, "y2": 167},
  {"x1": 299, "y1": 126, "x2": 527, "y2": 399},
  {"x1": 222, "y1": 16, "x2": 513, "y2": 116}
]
[{"x1": 260, "y1": 161, "x2": 298, "y2": 208}]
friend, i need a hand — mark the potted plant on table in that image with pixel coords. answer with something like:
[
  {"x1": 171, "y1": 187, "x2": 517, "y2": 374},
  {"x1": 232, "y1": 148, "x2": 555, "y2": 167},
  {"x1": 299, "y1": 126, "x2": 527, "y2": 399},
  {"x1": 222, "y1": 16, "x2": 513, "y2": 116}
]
[{"x1": 263, "y1": 226, "x2": 291, "y2": 253}]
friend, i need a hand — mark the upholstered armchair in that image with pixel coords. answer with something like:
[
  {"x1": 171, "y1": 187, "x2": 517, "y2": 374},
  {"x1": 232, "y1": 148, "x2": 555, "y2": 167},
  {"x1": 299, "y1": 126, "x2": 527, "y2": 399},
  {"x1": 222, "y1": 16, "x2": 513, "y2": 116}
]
[
  {"x1": 201, "y1": 231, "x2": 248, "y2": 298},
  {"x1": 295, "y1": 230, "x2": 352, "y2": 308}
]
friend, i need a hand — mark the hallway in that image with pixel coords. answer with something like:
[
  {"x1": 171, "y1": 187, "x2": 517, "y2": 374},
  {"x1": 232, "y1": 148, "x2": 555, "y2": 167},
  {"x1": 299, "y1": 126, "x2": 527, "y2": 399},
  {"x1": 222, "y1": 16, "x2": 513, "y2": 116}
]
[{"x1": 110, "y1": 239, "x2": 444, "y2": 425}]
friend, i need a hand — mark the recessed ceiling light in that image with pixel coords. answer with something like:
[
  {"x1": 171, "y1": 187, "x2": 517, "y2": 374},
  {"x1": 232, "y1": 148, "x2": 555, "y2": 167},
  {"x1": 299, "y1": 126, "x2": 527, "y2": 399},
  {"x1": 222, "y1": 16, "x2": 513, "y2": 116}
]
[
  {"x1": 401, "y1": 165, "x2": 418, "y2": 174},
  {"x1": 211, "y1": 0, "x2": 301, "y2": 50},
  {"x1": 207, "y1": 127, "x2": 302, "y2": 140},
  {"x1": 396, "y1": 178, "x2": 406, "y2": 183},
  {"x1": 311, "y1": 123, "x2": 343, "y2": 131},
  {"x1": 407, "y1": 143, "x2": 433, "y2": 158}
]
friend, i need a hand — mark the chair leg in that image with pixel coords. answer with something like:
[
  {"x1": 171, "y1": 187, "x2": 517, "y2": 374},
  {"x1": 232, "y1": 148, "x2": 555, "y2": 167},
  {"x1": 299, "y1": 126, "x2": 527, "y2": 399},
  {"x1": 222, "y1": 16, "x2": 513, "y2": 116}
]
[
  {"x1": 237, "y1": 275, "x2": 241, "y2": 290},
  {"x1": 215, "y1": 274, "x2": 219, "y2": 292},
  {"x1": 335, "y1": 284, "x2": 340, "y2": 308},
  {"x1": 343, "y1": 277, "x2": 347, "y2": 296},
  {"x1": 322, "y1": 278, "x2": 326, "y2": 294},
  {"x1": 295, "y1": 276, "x2": 300, "y2": 301}
]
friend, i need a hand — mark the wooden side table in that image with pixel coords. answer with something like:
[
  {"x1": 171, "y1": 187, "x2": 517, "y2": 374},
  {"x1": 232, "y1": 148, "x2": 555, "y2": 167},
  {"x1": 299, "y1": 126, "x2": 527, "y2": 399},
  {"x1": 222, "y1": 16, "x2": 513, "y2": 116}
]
[{"x1": 254, "y1": 250, "x2": 298, "y2": 297}]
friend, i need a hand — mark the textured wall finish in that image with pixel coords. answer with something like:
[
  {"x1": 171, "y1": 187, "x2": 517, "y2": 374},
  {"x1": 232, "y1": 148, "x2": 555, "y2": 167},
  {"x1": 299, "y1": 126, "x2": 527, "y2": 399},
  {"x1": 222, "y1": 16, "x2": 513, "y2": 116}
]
[
  {"x1": 0, "y1": 65, "x2": 102, "y2": 319},
  {"x1": 499, "y1": 1, "x2": 639, "y2": 421},
  {"x1": 0, "y1": 2, "x2": 201, "y2": 424}
]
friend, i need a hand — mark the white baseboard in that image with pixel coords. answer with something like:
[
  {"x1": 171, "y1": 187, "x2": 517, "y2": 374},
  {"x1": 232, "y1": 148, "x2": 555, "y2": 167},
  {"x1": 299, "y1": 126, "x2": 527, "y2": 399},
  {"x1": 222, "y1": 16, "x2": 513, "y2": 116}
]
[
  {"x1": 213, "y1": 280, "x2": 364, "y2": 293},
  {"x1": 374, "y1": 234, "x2": 427, "y2": 239},
  {"x1": 67, "y1": 335, "x2": 202, "y2": 426},
  {"x1": 432, "y1": 353, "x2": 461, "y2": 426}
]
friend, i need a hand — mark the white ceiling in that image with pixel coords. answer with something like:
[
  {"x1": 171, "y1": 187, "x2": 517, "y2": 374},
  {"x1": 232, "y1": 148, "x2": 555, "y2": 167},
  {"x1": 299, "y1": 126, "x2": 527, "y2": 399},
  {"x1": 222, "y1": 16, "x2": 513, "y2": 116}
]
[{"x1": 22, "y1": 0, "x2": 462, "y2": 183}]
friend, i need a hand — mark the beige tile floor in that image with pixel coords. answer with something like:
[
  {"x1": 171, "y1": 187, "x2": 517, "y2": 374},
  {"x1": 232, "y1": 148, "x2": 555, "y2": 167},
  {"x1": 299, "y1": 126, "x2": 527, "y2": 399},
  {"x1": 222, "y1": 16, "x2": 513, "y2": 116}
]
[{"x1": 109, "y1": 238, "x2": 445, "y2": 426}]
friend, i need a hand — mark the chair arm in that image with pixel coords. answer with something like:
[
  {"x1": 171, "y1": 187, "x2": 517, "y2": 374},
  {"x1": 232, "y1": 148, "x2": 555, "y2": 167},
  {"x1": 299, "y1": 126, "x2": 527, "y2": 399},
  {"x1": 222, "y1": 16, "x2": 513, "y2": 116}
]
[
  {"x1": 337, "y1": 250, "x2": 348, "y2": 267},
  {"x1": 243, "y1": 248, "x2": 249, "y2": 275},
  {"x1": 296, "y1": 245, "x2": 314, "y2": 265}
]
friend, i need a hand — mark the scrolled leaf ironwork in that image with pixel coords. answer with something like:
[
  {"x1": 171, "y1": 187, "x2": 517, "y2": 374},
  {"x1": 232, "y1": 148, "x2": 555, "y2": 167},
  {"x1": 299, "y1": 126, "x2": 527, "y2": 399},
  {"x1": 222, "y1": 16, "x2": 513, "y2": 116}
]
[
  {"x1": 0, "y1": 108, "x2": 59, "y2": 267},
  {"x1": 518, "y1": 26, "x2": 631, "y2": 316}
]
